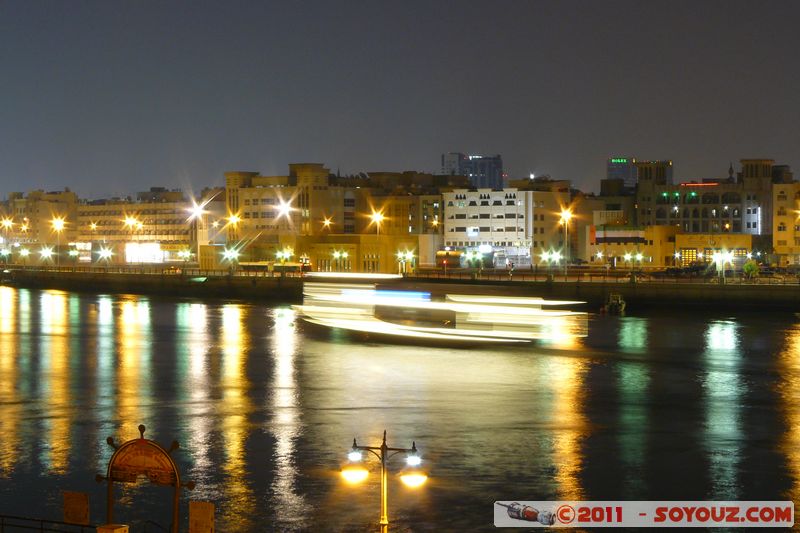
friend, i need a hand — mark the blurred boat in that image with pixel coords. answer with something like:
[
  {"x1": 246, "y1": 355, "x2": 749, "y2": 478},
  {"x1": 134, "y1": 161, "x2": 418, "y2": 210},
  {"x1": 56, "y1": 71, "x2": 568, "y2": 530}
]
[{"x1": 293, "y1": 282, "x2": 587, "y2": 344}]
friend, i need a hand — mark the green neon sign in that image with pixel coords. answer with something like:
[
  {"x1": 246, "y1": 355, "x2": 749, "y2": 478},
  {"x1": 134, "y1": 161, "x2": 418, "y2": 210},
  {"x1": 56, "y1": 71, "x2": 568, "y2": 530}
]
[{"x1": 610, "y1": 158, "x2": 628, "y2": 163}]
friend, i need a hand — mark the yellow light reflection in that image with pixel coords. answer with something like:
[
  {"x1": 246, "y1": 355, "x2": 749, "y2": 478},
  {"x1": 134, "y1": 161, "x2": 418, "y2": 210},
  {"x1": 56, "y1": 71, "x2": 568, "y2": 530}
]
[
  {"x1": 176, "y1": 303, "x2": 212, "y2": 475},
  {"x1": 341, "y1": 465, "x2": 369, "y2": 484},
  {"x1": 39, "y1": 291, "x2": 70, "y2": 473},
  {"x1": 547, "y1": 357, "x2": 588, "y2": 500},
  {"x1": 0, "y1": 287, "x2": 19, "y2": 474},
  {"x1": 269, "y1": 308, "x2": 306, "y2": 518},
  {"x1": 117, "y1": 299, "x2": 152, "y2": 428},
  {"x1": 399, "y1": 472, "x2": 428, "y2": 488},
  {"x1": 778, "y1": 324, "x2": 800, "y2": 501},
  {"x1": 94, "y1": 296, "x2": 115, "y2": 471},
  {"x1": 220, "y1": 304, "x2": 254, "y2": 524},
  {"x1": 703, "y1": 320, "x2": 742, "y2": 499}
]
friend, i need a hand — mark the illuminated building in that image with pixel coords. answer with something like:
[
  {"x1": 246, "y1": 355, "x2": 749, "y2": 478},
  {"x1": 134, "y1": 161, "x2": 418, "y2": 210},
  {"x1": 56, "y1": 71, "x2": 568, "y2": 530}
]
[
  {"x1": 0, "y1": 189, "x2": 78, "y2": 244},
  {"x1": 772, "y1": 182, "x2": 800, "y2": 264},
  {"x1": 76, "y1": 188, "x2": 203, "y2": 263},
  {"x1": 585, "y1": 225, "x2": 678, "y2": 267},
  {"x1": 674, "y1": 233, "x2": 752, "y2": 267},
  {"x1": 636, "y1": 159, "x2": 784, "y2": 236},
  {"x1": 443, "y1": 178, "x2": 569, "y2": 267},
  {"x1": 607, "y1": 157, "x2": 638, "y2": 189},
  {"x1": 635, "y1": 159, "x2": 674, "y2": 186},
  {"x1": 441, "y1": 152, "x2": 504, "y2": 189}
]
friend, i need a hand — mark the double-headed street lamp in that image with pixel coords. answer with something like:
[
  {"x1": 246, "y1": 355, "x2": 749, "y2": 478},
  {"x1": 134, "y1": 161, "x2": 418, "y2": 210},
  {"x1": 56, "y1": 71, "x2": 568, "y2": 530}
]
[
  {"x1": 396, "y1": 250, "x2": 414, "y2": 274},
  {"x1": 332, "y1": 250, "x2": 348, "y2": 272},
  {"x1": 341, "y1": 431, "x2": 427, "y2": 533}
]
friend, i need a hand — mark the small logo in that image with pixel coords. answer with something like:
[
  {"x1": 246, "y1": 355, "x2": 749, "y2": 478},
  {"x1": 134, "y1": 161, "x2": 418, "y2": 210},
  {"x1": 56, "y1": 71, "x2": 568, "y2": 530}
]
[{"x1": 557, "y1": 504, "x2": 576, "y2": 524}]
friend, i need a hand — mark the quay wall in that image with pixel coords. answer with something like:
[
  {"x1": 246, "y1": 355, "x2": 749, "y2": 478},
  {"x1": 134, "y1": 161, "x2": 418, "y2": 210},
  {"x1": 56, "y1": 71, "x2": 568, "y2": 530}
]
[{"x1": 3, "y1": 269, "x2": 799, "y2": 311}]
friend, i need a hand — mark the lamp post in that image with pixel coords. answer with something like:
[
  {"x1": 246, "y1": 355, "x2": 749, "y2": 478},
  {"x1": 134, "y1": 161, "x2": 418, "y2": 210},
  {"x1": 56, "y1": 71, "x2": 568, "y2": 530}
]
[
  {"x1": 276, "y1": 248, "x2": 293, "y2": 275},
  {"x1": 223, "y1": 247, "x2": 240, "y2": 274},
  {"x1": 51, "y1": 216, "x2": 65, "y2": 267},
  {"x1": 1, "y1": 218, "x2": 12, "y2": 245},
  {"x1": 371, "y1": 211, "x2": 384, "y2": 236},
  {"x1": 333, "y1": 250, "x2": 341, "y2": 272},
  {"x1": 341, "y1": 431, "x2": 427, "y2": 533},
  {"x1": 560, "y1": 209, "x2": 572, "y2": 277}
]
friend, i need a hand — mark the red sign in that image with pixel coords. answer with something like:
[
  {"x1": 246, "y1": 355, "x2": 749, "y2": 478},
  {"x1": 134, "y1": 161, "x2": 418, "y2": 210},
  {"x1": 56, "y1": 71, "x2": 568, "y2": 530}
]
[{"x1": 109, "y1": 439, "x2": 178, "y2": 486}]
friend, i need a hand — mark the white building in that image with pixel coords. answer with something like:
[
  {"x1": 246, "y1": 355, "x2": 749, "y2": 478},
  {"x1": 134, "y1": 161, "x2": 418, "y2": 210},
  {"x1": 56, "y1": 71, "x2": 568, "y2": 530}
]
[{"x1": 443, "y1": 186, "x2": 569, "y2": 267}]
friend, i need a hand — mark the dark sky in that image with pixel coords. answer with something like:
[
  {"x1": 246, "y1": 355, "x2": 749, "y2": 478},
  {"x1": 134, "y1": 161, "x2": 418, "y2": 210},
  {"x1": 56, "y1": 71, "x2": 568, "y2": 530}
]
[{"x1": 2, "y1": 1, "x2": 799, "y2": 198}]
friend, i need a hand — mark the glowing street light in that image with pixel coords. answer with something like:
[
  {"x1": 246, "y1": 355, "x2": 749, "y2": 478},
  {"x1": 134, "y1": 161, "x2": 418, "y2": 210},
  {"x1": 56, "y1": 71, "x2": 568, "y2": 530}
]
[
  {"x1": 186, "y1": 200, "x2": 208, "y2": 222},
  {"x1": 223, "y1": 248, "x2": 240, "y2": 262},
  {"x1": 51, "y1": 216, "x2": 66, "y2": 266},
  {"x1": 396, "y1": 250, "x2": 415, "y2": 274},
  {"x1": 322, "y1": 217, "x2": 332, "y2": 230},
  {"x1": 276, "y1": 200, "x2": 292, "y2": 219},
  {"x1": 98, "y1": 247, "x2": 114, "y2": 262},
  {"x1": 560, "y1": 208, "x2": 573, "y2": 276},
  {"x1": 341, "y1": 431, "x2": 427, "y2": 533},
  {"x1": 370, "y1": 210, "x2": 385, "y2": 235},
  {"x1": 1, "y1": 218, "x2": 12, "y2": 231},
  {"x1": 40, "y1": 246, "x2": 54, "y2": 261},
  {"x1": 332, "y1": 250, "x2": 348, "y2": 272}
]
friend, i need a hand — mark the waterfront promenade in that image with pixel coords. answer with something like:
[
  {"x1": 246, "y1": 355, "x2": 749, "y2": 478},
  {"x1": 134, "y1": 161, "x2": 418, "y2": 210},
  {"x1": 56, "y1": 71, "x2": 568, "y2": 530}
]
[{"x1": 3, "y1": 265, "x2": 800, "y2": 310}]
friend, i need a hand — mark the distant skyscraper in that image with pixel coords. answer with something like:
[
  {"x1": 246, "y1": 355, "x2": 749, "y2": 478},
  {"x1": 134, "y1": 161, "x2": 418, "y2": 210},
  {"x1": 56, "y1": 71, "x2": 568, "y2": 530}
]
[
  {"x1": 441, "y1": 152, "x2": 504, "y2": 189},
  {"x1": 606, "y1": 157, "x2": 638, "y2": 189}
]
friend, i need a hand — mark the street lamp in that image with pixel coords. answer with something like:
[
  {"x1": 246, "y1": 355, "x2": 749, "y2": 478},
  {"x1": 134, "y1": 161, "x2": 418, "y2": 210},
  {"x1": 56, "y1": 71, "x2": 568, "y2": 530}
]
[
  {"x1": 370, "y1": 211, "x2": 385, "y2": 235},
  {"x1": 177, "y1": 249, "x2": 191, "y2": 268},
  {"x1": 332, "y1": 250, "x2": 341, "y2": 272},
  {"x1": 98, "y1": 247, "x2": 113, "y2": 265},
  {"x1": 51, "y1": 216, "x2": 65, "y2": 267},
  {"x1": 624, "y1": 252, "x2": 633, "y2": 279},
  {"x1": 1, "y1": 218, "x2": 12, "y2": 243},
  {"x1": 560, "y1": 208, "x2": 573, "y2": 276},
  {"x1": 276, "y1": 248, "x2": 293, "y2": 273},
  {"x1": 222, "y1": 247, "x2": 240, "y2": 272},
  {"x1": 40, "y1": 246, "x2": 54, "y2": 263},
  {"x1": 396, "y1": 250, "x2": 415, "y2": 274},
  {"x1": 342, "y1": 431, "x2": 427, "y2": 533},
  {"x1": 322, "y1": 217, "x2": 332, "y2": 231}
]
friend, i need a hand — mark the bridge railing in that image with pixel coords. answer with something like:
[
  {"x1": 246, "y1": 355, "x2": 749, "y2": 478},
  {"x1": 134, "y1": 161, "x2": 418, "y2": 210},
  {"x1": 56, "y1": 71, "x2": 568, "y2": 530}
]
[{"x1": 0, "y1": 514, "x2": 96, "y2": 532}]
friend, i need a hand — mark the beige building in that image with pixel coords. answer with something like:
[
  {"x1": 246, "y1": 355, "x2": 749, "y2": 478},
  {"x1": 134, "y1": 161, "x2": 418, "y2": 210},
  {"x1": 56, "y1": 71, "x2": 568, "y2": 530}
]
[
  {"x1": 200, "y1": 233, "x2": 440, "y2": 273},
  {"x1": 675, "y1": 233, "x2": 753, "y2": 267},
  {"x1": 772, "y1": 182, "x2": 800, "y2": 264},
  {"x1": 585, "y1": 225, "x2": 679, "y2": 268},
  {"x1": 1, "y1": 189, "x2": 79, "y2": 245},
  {"x1": 76, "y1": 188, "x2": 199, "y2": 263}
]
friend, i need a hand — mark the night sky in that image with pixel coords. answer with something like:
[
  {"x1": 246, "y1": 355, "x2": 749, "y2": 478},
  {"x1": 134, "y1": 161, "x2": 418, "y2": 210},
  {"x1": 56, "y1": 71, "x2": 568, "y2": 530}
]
[{"x1": 2, "y1": 0, "x2": 799, "y2": 197}]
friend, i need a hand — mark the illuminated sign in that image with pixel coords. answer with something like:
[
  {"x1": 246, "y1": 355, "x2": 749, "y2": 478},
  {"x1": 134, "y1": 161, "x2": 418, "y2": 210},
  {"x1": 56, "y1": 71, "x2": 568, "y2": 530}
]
[
  {"x1": 125, "y1": 242, "x2": 166, "y2": 264},
  {"x1": 610, "y1": 158, "x2": 628, "y2": 163}
]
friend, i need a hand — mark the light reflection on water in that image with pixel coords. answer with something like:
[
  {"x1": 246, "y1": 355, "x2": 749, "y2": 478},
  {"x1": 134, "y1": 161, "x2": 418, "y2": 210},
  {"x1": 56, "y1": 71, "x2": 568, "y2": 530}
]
[{"x1": 0, "y1": 287, "x2": 798, "y2": 531}]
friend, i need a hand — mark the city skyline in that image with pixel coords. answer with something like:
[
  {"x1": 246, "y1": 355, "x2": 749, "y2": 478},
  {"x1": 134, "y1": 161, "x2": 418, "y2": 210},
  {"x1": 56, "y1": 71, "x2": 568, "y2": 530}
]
[{"x1": 2, "y1": 1, "x2": 799, "y2": 196}]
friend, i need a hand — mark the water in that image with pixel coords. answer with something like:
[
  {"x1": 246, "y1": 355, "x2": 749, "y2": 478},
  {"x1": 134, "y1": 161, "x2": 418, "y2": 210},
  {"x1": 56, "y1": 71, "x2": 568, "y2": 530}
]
[{"x1": 0, "y1": 286, "x2": 798, "y2": 531}]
